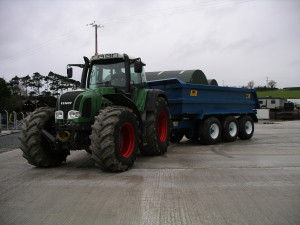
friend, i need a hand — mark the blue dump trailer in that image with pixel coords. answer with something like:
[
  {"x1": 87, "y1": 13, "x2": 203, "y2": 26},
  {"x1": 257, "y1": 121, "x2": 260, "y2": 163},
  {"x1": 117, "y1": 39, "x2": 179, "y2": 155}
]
[{"x1": 147, "y1": 78, "x2": 260, "y2": 144}]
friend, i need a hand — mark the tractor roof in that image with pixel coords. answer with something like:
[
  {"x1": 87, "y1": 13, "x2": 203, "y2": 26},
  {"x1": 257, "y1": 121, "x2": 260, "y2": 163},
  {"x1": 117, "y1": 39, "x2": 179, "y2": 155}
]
[{"x1": 90, "y1": 53, "x2": 136, "y2": 61}]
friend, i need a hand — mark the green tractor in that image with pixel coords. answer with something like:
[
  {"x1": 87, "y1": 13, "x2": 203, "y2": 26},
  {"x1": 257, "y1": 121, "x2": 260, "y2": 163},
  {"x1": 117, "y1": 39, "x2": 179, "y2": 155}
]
[{"x1": 19, "y1": 53, "x2": 170, "y2": 172}]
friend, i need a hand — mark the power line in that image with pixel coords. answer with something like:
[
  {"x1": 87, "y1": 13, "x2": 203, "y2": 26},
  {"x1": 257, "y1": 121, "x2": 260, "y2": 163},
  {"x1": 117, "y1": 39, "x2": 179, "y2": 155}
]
[
  {"x1": 101, "y1": 0, "x2": 254, "y2": 27},
  {"x1": 0, "y1": 0, "x2": 255, "y2": 67},
  {"x1": 0, "y1": 26, "x2": 87, "y2": 66}
]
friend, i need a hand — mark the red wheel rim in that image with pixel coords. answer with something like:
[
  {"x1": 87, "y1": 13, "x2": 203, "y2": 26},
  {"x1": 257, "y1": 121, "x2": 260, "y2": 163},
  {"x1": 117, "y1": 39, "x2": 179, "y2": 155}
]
[
  {"x1": 119, "y1": 122, "x2": 135, "y2": 158},
  {"x1": 158, "y1": 111, "x2": 168, "y2": 142}
]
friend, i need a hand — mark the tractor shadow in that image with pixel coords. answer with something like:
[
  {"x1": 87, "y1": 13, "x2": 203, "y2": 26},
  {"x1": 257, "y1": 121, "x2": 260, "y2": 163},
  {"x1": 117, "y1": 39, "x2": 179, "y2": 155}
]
[{"x1": 170, "y1": 139, "x2": 235, "y2": 158}]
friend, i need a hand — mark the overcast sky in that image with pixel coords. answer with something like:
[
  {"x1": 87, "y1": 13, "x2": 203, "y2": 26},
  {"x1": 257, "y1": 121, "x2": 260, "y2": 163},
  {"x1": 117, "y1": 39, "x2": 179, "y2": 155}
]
[{"x1": 0, "y1": 0, "x2": 299, "y2": 88}]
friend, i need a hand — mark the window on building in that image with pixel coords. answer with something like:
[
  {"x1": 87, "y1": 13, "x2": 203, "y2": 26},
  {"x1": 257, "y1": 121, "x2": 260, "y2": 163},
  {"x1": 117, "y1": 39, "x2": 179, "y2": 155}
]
[{"x1": 271, "y1": 100, "x2": 276, "y2": 104}]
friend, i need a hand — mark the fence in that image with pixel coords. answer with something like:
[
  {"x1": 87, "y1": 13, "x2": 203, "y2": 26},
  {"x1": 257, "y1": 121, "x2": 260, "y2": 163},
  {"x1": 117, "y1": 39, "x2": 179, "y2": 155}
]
[
  {"x1": 0, "y1": 110, "x2": 29, "y2": 133},
  {"x1": 270, "y1": 108, "x2": 300, "y2": 120}
]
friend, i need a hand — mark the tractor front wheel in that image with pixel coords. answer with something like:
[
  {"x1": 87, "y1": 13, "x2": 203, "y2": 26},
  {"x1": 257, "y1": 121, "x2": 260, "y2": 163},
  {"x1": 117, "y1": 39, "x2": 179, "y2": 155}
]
[
  {"x1": 19, "y1": 107, "x2": 69, "y2": 167},
  {"x1": 90, "y1": 106, "x2": 139, "y2": 172}
]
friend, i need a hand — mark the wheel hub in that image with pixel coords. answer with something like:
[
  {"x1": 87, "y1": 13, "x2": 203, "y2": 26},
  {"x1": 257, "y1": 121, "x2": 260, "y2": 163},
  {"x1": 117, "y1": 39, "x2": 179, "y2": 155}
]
[
  {"x1": 119, "y1": 122, "x2": 135, "y2": 158},
  {"x1": 158, "y1": 111, "x2": 168, "y2": 142},
  {"x1": 210, "y1": 123, "x2": 219, "y2": 139}
]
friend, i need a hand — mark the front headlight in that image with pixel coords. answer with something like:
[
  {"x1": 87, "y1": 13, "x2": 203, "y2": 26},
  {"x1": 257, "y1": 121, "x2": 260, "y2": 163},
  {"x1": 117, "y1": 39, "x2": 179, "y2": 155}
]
[
  {"x1": 68, "y1": 110, "x2": 81, "y2": 119},
  {"x1": 55, "y1": 110, "x2": 64, "y2": 119}
]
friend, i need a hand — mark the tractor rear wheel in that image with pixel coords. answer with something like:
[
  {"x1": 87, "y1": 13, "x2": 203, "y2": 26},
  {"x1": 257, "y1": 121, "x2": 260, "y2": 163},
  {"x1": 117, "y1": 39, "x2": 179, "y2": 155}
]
[
  {"x1": 19, "y1": 107, "x2": 69, "y2": 167},
  {"x1": 90, "y1": 106, "x2": 139, "y2": 172},
  {"x1": 140, "y1": 97, "x2": 170, "y2": 156}
]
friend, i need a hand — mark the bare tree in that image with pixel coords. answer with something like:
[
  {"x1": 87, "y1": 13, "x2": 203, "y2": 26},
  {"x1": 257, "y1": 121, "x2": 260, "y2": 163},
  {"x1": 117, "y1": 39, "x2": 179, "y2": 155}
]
[
  {"x1": 247, "y1": 80, "x2": 255, "y2": 89},
  {"x1": 268, "y1": 80, "x2": 277, "y2": 89}
]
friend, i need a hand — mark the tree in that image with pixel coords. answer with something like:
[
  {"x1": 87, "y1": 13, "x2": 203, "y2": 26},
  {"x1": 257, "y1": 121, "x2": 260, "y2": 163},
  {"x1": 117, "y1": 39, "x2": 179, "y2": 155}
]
[
  {"x1": 30, "y1": 72, "x2": 44, "y2": 95},
  {"x1": 46, "y1": 71, "x2": 80, "y2": 95},
  {"x1": 0, "y1": 78, "x2": 11, "y2": 108},
  {"x1": 29, "y1": 91, "x2": 36, "y2": 97},
  {"x1": 8, "y1": 75, "x2": 21, "y2": 95},
  {"x1": 247, "y1": 80, "x2": 255, "y2": 89},
  {"x1": 20, "y1": 75, "x2": 31, "y2": 96},
  {"x1": 268, "y1": 80, "x2": 277, "y2": 89}
]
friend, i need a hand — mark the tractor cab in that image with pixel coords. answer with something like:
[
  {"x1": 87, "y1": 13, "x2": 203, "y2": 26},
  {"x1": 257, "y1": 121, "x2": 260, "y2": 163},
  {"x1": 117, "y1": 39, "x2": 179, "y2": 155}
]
[{"x1": 67, "y1": 53, "x2": 147, "y2": 95}]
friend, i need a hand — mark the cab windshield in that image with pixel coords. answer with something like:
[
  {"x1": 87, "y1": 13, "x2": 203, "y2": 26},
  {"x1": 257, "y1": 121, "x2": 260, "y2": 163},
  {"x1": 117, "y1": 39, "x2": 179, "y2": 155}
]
[{"x1": 88, "y1": 62, "x2": 125, "y2": 88}]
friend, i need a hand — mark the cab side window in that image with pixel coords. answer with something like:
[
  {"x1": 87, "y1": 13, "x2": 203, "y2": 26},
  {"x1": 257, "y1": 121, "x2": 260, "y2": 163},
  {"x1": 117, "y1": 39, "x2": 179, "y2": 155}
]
[{"x1": 130, "y1": 66, "x2": 146, "y2": 87}]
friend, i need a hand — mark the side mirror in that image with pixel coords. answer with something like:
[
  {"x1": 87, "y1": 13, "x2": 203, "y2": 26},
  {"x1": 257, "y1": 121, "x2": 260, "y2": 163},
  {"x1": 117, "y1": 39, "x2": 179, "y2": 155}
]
[
  {"x1": 134, "y1": 61, "x2": 143, "y2": 73},
  {"x1": 67, "y1": 67, "x2": 73, "y2": 78}
]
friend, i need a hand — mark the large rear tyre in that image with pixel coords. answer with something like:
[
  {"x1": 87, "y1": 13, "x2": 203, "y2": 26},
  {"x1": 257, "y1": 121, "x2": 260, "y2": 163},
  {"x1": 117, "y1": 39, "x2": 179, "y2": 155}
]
[
  {"x1": 222, "y1": 116, "x2": 239, "y2": 142},
  {"x1": 90, "y1": 106, "x2": 139, "y2": 172},
  {"x1": 140, "y1": 97, "x2": 170, "y2": 156},
  {"x1": 199, "y1": 117, "x2": 221, "y2": 145},
  {"x1": 238, "y1": 115, "x2": 254, "y2": 140},
  {"x1": 19, "y1": 107, "x2": 69, "y2": 167}
]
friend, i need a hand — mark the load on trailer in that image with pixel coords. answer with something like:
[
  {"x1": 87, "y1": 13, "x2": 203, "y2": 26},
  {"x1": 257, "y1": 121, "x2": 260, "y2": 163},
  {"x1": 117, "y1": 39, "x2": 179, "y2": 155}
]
[{"x1": 147, "y1": 77, "x2": 259, "y2": 144}]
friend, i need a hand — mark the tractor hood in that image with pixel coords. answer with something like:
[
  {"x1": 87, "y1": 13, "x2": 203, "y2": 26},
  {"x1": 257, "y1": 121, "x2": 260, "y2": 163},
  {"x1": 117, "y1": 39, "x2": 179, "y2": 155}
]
[{"x1": 56, "y1": 87, "x2": 116, "y2": 122}]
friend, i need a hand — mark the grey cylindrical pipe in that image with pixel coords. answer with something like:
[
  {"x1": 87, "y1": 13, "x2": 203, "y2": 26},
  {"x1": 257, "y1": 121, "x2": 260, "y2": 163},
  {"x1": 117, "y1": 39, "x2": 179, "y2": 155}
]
[
  {"x1": 146, "y1": 70, "x2": 208, "y2": 85},
  {"x1": 207, "y1": 79, "x2": 218, "y2": 86}
]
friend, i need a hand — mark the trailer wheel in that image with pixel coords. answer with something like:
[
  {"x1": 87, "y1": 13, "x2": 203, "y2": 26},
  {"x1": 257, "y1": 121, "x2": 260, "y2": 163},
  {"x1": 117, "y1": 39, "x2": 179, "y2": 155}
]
[
  {"x1": 140, "y1": 97, "x2": 170, "y2": 156},
  {"x1": 19, "y1": 107, "x2": 69, "y2": 167},
  {"x1": 90, "y1": 106, "x2": 139, "y2": 172},
  {"x1": 199, "y1": 117, "x2": 221, "y2": 145},
  {"x1": 222, "y1": 116, "x2": 239, "y2": 142},
  {"x1": 170, "y1": 132, "x2": 184, "y2": 143},
  {"x1": 238, "y1": 115, "x2": 254, "y2": 140}
]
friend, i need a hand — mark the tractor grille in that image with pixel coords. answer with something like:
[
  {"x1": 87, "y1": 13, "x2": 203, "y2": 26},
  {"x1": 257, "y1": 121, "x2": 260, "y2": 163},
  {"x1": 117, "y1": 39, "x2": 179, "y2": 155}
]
[
  {"x1": 82, "y1": 98, "x2": 91, "y2": 118},
  {"x1": 59, "y1": 91, "x2": 83, "y2": 119},
  {"x1": 74, "y1": 95, "x2": 83, "y2": 111}
]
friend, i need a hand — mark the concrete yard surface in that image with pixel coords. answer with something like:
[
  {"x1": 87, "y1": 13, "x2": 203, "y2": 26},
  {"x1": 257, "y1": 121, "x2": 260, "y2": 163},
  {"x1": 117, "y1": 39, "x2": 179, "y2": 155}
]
[{"x1": 0, "y1": 121, "x2": 300, "y2": 225}]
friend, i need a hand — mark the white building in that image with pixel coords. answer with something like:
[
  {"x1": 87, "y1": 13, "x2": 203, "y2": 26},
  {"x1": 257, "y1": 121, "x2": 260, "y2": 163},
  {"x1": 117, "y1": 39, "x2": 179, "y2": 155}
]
[{"x1": 259, "y1": 98, "x2": 286, "y2": 109}]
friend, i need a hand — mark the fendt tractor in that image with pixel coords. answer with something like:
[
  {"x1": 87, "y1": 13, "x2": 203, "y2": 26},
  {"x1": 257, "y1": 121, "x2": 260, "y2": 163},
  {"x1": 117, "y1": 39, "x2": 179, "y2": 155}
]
[
  {"x1": 20, "y1": 53, "x2": 259, "y2": 172},
  {"x1": 19, "y1": 53, "x2": 170, "y2": 172}
]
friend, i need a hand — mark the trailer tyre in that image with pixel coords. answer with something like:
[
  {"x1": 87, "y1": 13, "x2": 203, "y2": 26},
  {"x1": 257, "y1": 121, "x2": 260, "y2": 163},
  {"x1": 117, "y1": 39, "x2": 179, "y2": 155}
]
[
  {"x1": 199, "y1": 117, "x2": 221, "y2": 145},
  {"x1": 19, "y1": 107, "x2": 69, "y2": 167},
  {"x1": 222, "y1": 116, "x2": 239, "y2": 142},
  {"x1": 90, "y1": 106, "x2": 139, "y2": 172},
  {"x1": 238, "y1": 115, "x2": 254, "y2": 140},
  {"x1": 140, "y1": 97, "x2": 170, "y2": 155}
]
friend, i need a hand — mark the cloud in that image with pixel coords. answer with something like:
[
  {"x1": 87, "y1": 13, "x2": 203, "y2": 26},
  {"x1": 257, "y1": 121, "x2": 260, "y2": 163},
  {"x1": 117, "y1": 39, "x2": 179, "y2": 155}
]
[{"x1": 0, "y1": 0, "x2": 299, "y2": 88}]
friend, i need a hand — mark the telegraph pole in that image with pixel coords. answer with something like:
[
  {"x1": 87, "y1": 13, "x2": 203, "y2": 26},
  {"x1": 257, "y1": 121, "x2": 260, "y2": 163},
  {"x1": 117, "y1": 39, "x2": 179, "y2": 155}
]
[{"x1": 87, "y1": 21, "x2": 104, "y2": 55}]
